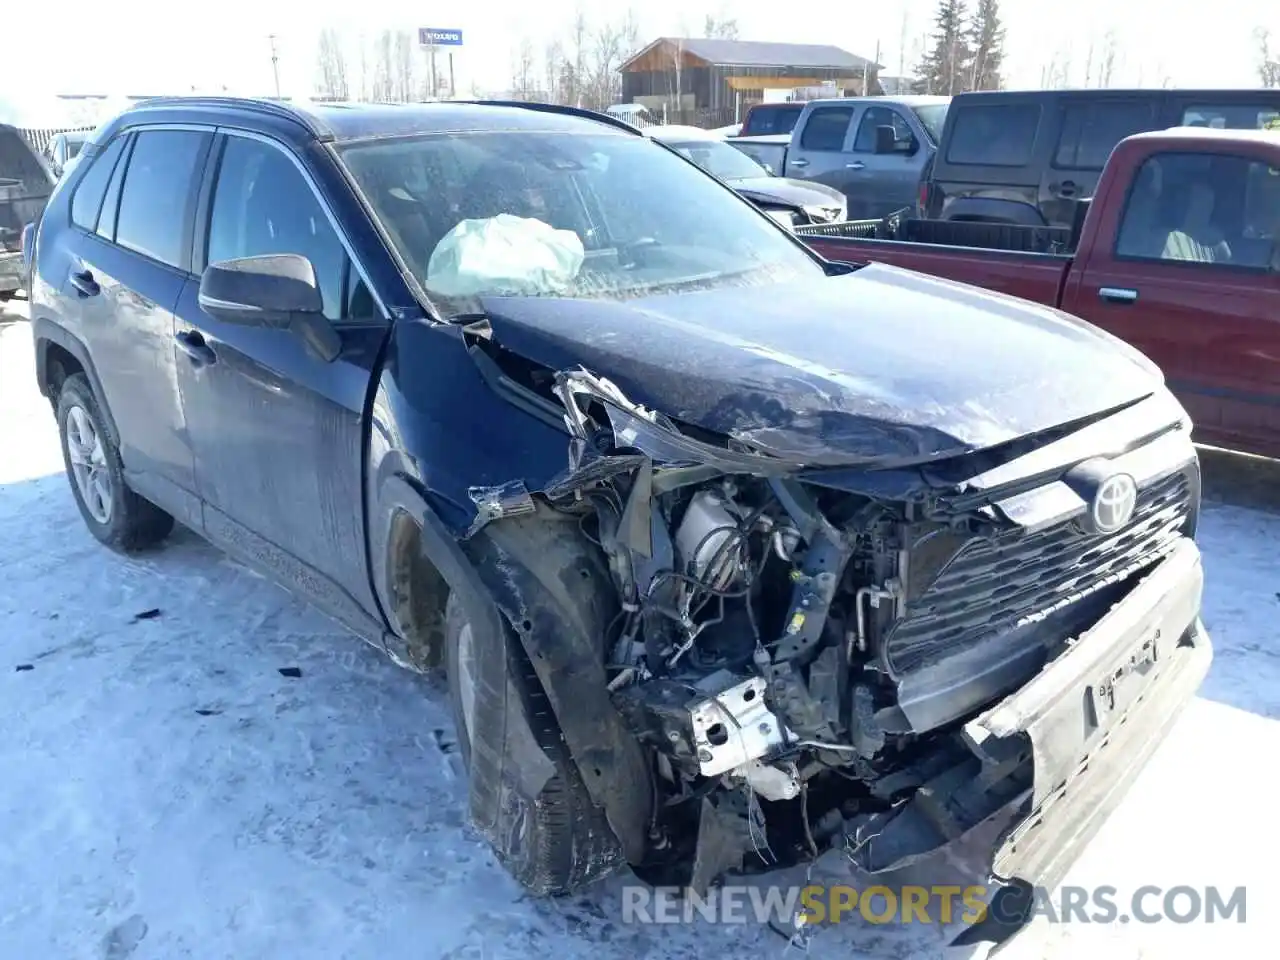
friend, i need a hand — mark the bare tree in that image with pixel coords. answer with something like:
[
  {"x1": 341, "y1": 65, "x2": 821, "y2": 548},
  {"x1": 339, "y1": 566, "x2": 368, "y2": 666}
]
[
  {"x1": 371, "y1": 29, "x2": 416, "y2": 102},
  {"x1": 703, "y1": 15, "x2": 739, "y2": 40},
  {"x1": 356, "y1": 31, "x2": 371, "y2": 101},
  {"x1": 1040, "y1": 45, "x2": 1073, "y2": 89},
  {"x1": 511, "y1": 38, "x2": 540, "y2": 100},
  {"x1": 668, "y1": 37, "x2": 686, "y2": 118},
  {"x1": 314, "y1": 28, "x2": 350, "y2": 100},
  {"x1": 579, "y1": 10, "x2": 641, "y2": 109},
  {"x1": 1097, "y1": 31, "x2": 1118, "y2": 87},
  {"x1": 394, "y1": 30, "x2": 415, "y2": 101},
  {"x1": 1258, "y1": 28, "x2": 1280, "y2": 87},
  {"x1": 565, "y1": 10, "x2": 589, "y2": 107},
  {"x1": 544, "y1": 41, "x2": 565, "y2": 103}
]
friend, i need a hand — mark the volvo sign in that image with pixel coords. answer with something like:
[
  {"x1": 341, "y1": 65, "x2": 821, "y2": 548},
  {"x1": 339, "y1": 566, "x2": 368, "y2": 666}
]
[{"x1": 418, "y1": 28, "x2": 463, "y2": 46}]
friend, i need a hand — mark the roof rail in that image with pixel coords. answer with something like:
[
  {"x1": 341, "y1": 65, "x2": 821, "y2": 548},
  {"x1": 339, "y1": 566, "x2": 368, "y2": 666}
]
[
  {"x1": 123, "y1": 96, "x2": 328, "y2": 138},
  {"x1": 458, "y1": 100, "x2": 643, "y2": 135}
]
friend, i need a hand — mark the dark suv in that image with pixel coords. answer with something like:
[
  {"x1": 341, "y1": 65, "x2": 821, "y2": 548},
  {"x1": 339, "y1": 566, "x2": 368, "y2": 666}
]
[
  {"x1": 926, "y1": 88, "x2": 1280, "y2": 227},
  {"x1": 27, "y1": 97, "x2": 1210, "y2": 945}
]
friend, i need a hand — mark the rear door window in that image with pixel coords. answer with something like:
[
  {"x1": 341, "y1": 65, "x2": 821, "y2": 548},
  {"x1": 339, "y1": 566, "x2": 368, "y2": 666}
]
[
  {"x1": 1054, "y1": 100, "x2": 1158, "y2": 170},
  {"x1": 114, "y1": 129, "x2": 208, "y2": 270},
  {"x1": 799, "y1": 106, "x2": 855, "y2": 152},
  {"x1": 70, "y1": 136, "x2": 128, "y2": 231},
  {"x1": 945, "y1": 104, "x2": 1041, "y2": 166}
]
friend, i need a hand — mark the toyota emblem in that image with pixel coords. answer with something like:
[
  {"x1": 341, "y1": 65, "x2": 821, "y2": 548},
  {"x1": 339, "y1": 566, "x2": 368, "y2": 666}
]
[{"x1": 1090, "y1": 473, "x2": 1138, "y2": 534}]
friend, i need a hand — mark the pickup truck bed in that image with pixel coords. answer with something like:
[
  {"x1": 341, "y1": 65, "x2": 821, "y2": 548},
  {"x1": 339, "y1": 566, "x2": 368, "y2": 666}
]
[{"x1": 797, "y1": 128, "x2": 1280, "y2": 461}]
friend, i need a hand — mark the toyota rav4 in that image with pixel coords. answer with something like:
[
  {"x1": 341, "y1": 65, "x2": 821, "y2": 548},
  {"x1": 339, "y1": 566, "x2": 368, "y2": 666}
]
[{"x1": 26, "y1": 97, "x2": 1211, "y2": 950}]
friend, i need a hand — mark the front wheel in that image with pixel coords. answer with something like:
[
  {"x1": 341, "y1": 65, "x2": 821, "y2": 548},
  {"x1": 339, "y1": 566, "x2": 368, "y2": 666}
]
[
  {"x1": 445, "y1": 590, "x2": 623, "y2": 894},
  {"x1": 56, "y1": 373, "x2": 174, "y2": 552}
]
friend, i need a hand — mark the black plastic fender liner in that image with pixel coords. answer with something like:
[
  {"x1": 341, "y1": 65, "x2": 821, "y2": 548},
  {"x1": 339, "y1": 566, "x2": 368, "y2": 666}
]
[
  {"x1": 463, "y1": 505, "x2": 654, "y2": 865},
  {"x1": 373, "y1": 475, "x2": 508, "y2": 670},
  {"x1": 32, "y1": 317, "x2": 121, "y2": 445},
  {"x1": 375, "y1": 479, "x2": 649, "y2": 863}
]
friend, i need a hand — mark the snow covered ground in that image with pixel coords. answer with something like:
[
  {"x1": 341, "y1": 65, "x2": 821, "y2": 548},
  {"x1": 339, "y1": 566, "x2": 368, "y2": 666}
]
[{"x1": 2, "y1": 305, "x2": 1278, "y2": 959}]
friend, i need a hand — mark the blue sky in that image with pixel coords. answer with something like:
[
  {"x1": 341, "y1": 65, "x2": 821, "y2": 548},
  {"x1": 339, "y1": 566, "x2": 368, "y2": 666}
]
[{"x1": 5, "y1": 0, "x2": 1276, "y2": 122}]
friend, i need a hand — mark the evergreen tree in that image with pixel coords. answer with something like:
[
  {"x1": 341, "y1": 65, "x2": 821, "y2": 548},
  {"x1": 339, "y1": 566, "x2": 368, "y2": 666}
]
[
  {"x1": 913, "y1": 0, "x2": 971, "y2": 95},
  {"x1": 967, "y1": 0, "x2": 1005, "y2": 91}
]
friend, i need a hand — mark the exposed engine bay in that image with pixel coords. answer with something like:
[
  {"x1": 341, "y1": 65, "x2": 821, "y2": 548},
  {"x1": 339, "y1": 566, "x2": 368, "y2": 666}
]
[{"x1": 491, "y1": 365, "x2": 1200, "y2": 891}]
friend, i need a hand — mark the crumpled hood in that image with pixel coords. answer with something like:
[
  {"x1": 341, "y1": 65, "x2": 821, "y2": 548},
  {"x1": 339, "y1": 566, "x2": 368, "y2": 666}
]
[
  {"x1": 728, "y1": 176, "x2": 846, "y2": 212},
  {"x1": 479, "y1": 263, "x2": 1161, "y2": 466}
]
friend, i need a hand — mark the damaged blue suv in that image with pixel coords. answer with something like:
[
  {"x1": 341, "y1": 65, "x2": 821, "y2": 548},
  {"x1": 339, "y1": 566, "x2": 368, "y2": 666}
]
[{"x1": 27, "y1": 97, "x2": 1211, "y2": 950}]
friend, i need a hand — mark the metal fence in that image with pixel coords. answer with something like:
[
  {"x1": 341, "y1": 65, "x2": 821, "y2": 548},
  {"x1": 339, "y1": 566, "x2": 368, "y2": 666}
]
[{"x1": 18, "y1": 125, "x2": 95, "y2": 154}]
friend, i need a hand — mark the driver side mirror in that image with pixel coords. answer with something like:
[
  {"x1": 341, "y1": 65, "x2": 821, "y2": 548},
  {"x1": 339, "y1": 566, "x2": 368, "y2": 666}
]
[
  {"x1": 873, "y1": 125, "x2": 917, "y2": 156},
  {"x1": 198, "y1": 253, "x2": 341, "y2": 362}
]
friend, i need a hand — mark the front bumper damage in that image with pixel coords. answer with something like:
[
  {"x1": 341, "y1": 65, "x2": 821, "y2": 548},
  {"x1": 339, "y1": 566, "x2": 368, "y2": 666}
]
[{"x1": 854, "y1": 538, "x2": 1211, "y2": 952}]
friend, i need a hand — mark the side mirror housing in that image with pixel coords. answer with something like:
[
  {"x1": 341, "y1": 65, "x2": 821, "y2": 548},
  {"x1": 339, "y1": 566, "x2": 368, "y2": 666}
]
[{"x1": 198, "y1": 254, "x2": 341, "y2": 362}]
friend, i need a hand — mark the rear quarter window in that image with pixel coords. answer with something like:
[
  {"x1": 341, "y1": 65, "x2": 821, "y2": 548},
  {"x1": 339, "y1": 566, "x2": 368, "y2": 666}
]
[
  {"x1": 70, "y1": 136, "x2": 128, "y2": 231},
  {"x1": 1180, "y1": 104, "x2": 1280, "y2": 130},
  {"x1": 944, "y1": 103, "x2": 1041, "y2": 166},
  {"x1": 743, "y1": 105, "x2": 803, "y2": 136}
]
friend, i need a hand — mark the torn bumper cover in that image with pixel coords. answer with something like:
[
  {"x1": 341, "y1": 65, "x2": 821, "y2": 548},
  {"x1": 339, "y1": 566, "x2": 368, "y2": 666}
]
[
  {"x1": 976, "y1": 536, "x2": 1209, "y2": 886},
  {"x1": 855, "y1": 538, "x2": 1211, "y2": 949}
]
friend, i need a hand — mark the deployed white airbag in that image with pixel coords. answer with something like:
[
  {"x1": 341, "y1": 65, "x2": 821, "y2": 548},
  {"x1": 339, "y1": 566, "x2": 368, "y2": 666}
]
[{"x1": 426, "y1": 214, "x2": 585, "y2": 297}]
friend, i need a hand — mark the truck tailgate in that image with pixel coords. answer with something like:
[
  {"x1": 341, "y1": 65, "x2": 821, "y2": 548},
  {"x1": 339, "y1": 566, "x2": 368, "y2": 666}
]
[{"x1": 804, "y1": 235, "x2": 1073, "y2": 308}]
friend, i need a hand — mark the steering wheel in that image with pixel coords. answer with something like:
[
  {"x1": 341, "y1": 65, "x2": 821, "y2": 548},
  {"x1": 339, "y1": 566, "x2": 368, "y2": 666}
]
[{"x1": 619, "y1": 236, "x2": 661, "y2": 268}]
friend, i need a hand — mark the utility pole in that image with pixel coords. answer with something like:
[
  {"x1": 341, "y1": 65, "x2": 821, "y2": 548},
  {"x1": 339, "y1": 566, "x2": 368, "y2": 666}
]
[
  {"x1": 862, "y1": 40, "x2": 880, "y2": 95},
  {"x1": 898, "y1": 11, "x2": 908, "y2": 79},
  {"x1": 268, "y1": 34, "x2": 281, "y2": 98}
]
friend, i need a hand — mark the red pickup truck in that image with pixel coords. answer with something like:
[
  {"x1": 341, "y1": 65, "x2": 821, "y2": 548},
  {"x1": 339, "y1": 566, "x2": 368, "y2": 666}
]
[{"x1": 802, "y1": 128, "x2": 1280, "y2": 460}]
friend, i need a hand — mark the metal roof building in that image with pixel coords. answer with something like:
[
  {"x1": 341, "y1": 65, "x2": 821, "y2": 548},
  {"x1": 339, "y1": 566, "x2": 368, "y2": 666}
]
[{"x1": 619, "y1": 38, "x2": 879, "y2": 122}]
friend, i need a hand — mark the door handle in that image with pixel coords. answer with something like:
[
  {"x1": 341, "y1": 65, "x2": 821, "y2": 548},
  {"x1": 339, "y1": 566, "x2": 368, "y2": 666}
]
[
  {"x1": 845, "y1": 161, "x2": 866, "y2": 170},
  {"x1": 1056, "y1": 180, "x2": 1078, "y2": 198},
  {"x1": 1099, "y1": 286, "x2": 1139, "y2": 304},
  {"x1": 789, "y1": 158, "x2": 809, "y2": 168},
  {"x1": 69, "y1": 269, "x2": 100, "y2": 298},
  {"x1": 175, "y1": 329, "x2": 217, "y2": 367}
]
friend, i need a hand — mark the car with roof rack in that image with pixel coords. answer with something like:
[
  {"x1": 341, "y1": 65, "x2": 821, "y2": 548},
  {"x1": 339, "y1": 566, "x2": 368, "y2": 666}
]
[{"x1": 25, "y1": 96, "x2": 1210, "y2": 953}]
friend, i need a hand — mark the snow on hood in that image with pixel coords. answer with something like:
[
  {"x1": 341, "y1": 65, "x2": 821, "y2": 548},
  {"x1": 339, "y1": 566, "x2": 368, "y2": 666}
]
[{"x1": 479, "y1": 263, "x2": 1160, "y2": 467}]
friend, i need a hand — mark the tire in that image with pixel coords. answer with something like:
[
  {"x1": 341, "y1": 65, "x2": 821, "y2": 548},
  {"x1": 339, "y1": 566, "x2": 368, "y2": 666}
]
[
  {"x1": 445, "y1": 589, "x2": 622, "y2": 894},
  {"x1": 56, "y1": 373, "x2": 174, "y2": 552}
]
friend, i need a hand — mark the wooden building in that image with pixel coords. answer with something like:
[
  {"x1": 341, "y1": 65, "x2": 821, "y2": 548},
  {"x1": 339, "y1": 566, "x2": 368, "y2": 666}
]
[{"x1": 619, "y1": 38, "x2": 878, "y2": 123}]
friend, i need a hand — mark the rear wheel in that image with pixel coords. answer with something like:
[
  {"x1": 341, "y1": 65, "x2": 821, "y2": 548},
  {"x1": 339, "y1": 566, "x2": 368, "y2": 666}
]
[{"x1": 56, "y1": 373, "x2": 174, "y2": 552}]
